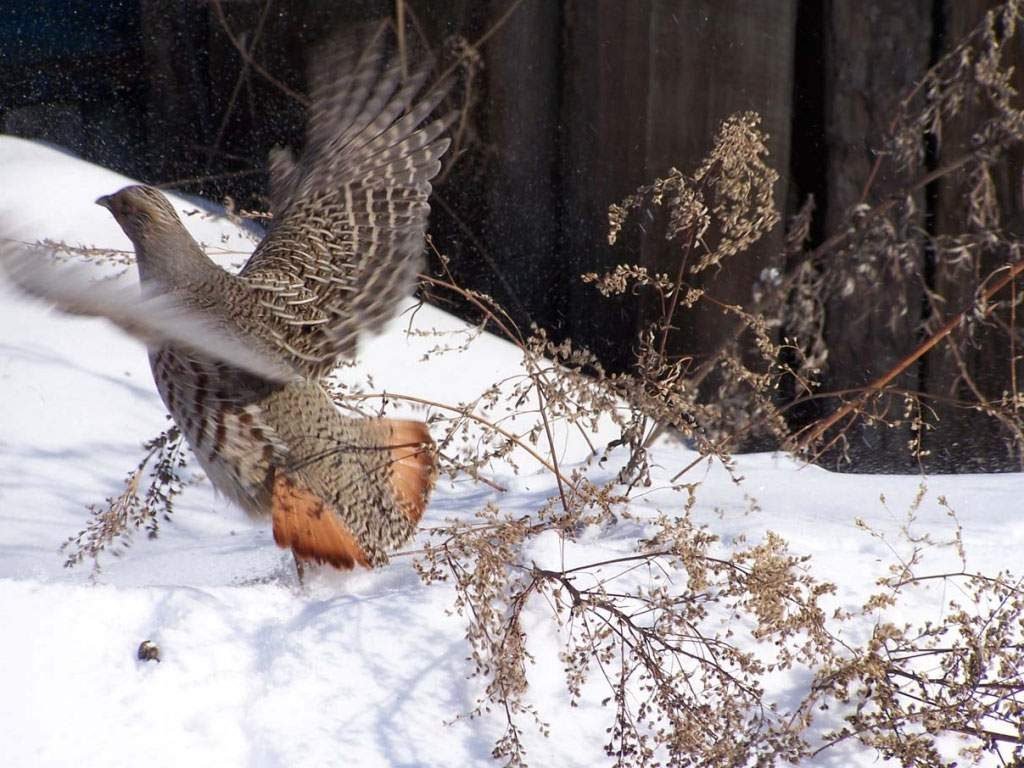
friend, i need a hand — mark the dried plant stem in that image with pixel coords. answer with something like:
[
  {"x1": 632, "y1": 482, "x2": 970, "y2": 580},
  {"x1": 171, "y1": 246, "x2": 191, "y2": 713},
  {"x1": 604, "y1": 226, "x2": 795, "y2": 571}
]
[
  {"x1": 533, "y1": 381, "x2": 570, "y2": 513},
  {"x1": 210, "y1": 0, "x2": 309, "y2": 106},
  {"x1": 394, "y1": 0, "x2": 408, "y2": 78},
  {"x1": 207, "y1": 0, "x2": 275, "y2": 169},
  {"x1": 1013, "y1": 277, "x2": 1019, "y2": 409},
  {"x1": 432, "y1": 0, "x2": 526, "y2": 88},
  {"x1": 437, "y1": 449, "x2": 508, "y2": 492},
  {"x1": 943, "y1": 317, "x2": 1024, "y2": 454},
  {"x1": 798, "y1": 257, "x2": 1024, "y2": 450},
  {"x1": 637, "y1": 152, "x2": 978, "y2": 459},
  {"x1": 656, "y1": 227, "x2": 697, "y2": 361},
  {"x1": 419, "y1": 272, "x2": 524, "y2": 345},
  {"x1": 419, "y1": 268, "x2": 584, "y2": 509},
  {"x1": 807, "y1": 153, "x2": 975, "y2": 263},
  {"x1": 156, "y1": 168, "x2": 264, "y2": 190},
  {"x1": 349, "y1": 390, "x2": 575, "y2": 489}
]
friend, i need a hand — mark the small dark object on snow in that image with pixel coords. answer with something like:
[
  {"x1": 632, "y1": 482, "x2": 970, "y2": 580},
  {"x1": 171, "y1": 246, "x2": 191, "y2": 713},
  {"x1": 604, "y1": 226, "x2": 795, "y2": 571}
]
[{"x1": 137, "y1": 640, "x2": 161, "y2": 663}]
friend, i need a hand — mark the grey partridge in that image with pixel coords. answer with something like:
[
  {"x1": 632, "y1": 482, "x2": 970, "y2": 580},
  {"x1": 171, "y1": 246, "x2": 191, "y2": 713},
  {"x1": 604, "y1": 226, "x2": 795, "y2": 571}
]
[{"x1": 6, "y1": 30, "x2": 451, "y2": 569}]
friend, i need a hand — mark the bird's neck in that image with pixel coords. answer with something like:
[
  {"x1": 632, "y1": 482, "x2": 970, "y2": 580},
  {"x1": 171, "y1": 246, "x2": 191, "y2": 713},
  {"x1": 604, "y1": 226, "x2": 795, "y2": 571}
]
[{"x1": 134, "y1": 227, "x2": 225, "y2": 292}]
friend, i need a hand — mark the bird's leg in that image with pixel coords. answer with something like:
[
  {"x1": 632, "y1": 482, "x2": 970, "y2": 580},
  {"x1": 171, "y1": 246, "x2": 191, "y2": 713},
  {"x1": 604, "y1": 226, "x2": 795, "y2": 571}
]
[{"x1": 293, "y1": 553, "x2": 306, "y2": 586}]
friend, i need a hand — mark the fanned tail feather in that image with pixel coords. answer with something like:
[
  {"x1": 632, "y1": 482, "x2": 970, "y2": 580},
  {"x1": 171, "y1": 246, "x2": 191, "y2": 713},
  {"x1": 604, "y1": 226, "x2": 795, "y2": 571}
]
[
  {"x1": 271, "y1": 418, "x2": 435, "y2": 569},
  {"x1": 385, "y1": 419, "x2": 436, "y2": 525},
  {"x1": 271, "y1": 472, "x2": 371, "y2": 569}
]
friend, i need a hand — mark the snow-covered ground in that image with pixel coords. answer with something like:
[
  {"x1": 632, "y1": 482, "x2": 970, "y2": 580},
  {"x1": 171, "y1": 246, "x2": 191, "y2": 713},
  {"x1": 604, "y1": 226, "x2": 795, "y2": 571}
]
[{"x1": 1, "y1": 136, "x2": 1021, "y2": 767}]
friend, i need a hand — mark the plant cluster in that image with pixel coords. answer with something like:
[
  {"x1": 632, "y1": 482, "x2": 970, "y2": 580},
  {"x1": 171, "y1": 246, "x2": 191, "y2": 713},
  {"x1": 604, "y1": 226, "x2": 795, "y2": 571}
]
[
  {"x1": 783, "y1": 0, "x2": 1024, "y2": 468},
  {"x1": 62, "y1": 426, "x2": 188, "y2": 573}
]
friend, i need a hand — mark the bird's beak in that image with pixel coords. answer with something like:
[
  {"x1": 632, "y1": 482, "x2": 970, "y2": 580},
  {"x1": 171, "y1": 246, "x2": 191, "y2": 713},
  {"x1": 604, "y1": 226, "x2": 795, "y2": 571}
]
[{"x1": 95, "y1": 194, "x2": 112, "y2": 210}]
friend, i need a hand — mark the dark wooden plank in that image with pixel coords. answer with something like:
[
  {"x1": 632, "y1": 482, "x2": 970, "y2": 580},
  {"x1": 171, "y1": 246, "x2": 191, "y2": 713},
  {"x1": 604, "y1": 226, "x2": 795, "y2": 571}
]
[
  {"x1": 925, "y1": 0, "x2": 1024, "y2": 471},
  {"x1": 819, "y1": 0, "x2": 933, "y2": 470},
  {"x1": 642, "y1": 0, "x2": 796, "y2": 370},
  {"x1": 481, "y1": 0, "x2": 563, "y2": 331},
  {"x1": 561, "y1": 0, "x2": 796, "y2": 384},
  {"x1": 561, "y1": 1, "x2": 655, "y2": 369},
  {"x1": 140, "y1": 0, "x2": 214, "y2": 183},
  {"x1": 560, "y1": 1, "x2": 796, "y2": 371}
]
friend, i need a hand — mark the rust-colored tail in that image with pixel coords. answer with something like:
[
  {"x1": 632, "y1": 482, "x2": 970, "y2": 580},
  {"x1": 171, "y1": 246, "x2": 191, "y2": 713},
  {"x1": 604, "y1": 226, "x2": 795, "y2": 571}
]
[
  {"x1": 271, "y1": 472, "x2": 370, "y2": 569},
  {"x1": 385, "y1": 419, "x2": 436, "y2": 526},
  {"x1": 270, "y1": 418, "x2": 435, "y2": 569}
]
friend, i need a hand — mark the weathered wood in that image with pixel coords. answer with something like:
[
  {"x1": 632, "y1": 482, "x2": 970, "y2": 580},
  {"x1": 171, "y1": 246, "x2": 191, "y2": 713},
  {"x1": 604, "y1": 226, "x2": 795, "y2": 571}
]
[
  {"x1": 925, "y1": 0, "x2": 1024, "y2": 471},
  {"x1": 140, "y1": 0, "x2": 214, "y2": 183},
  {"x1": 560, "y1": 2, "x2": 654, "y2": 369},
  {"x1": 28, "y1": 0, "x2": 1024, "y2": 471},
  {"x1": 820, "y1": 0, "x2": 932, "y2": 470},
  {"x1": 481, "y1": 0, "x2": 563, "y2": 332},
  {"x1": 561, "y1": 0, "x2": 797, "y2": 374},
  {"x1": 643, "y1": 0, "x2": 797, "y2": 386}
]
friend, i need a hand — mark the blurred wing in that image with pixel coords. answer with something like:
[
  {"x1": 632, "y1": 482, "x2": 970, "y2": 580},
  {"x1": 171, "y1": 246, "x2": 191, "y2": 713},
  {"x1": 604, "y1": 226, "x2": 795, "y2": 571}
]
[
  {"x1": 241, "y1": 29, "x2": 453, "y2": 377},
  {"x1": 267, "y1": 145, "x2": 298, "y2": 218},
  {"x1": 1, "y1": 241, "x2": 294, "y2": 383}
]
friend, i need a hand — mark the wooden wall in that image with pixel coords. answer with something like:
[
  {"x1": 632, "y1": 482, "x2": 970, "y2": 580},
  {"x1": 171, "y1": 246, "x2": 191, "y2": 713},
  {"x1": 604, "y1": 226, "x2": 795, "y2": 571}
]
[
  {"x1": 3, "y1": 0, "x2": 1021, "y2": 471},
  {"x1": 821, "y1": 0, "x2": 933, "y2": 469}
]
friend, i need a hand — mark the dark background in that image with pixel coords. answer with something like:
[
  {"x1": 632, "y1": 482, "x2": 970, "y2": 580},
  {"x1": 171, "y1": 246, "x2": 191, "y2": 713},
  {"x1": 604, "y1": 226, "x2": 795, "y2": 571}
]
[{"x1": 2, "y1": 0, "x2": 1022, "y2": 471}]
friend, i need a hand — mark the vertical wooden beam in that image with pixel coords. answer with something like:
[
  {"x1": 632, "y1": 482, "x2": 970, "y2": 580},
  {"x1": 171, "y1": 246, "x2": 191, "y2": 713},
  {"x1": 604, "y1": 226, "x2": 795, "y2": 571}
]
[
  {"x1": 562, "y1": 1, "x2": 654, "y2": 369},
  {"x1": 643, "y1": 0, "x2": 796, "y2": 362},
  {"x1": 925, "y1": 0, "x2": 1024, "y2": 470},
  {"x1": 482, "y1": 0, "x2": 563, "y2": 332},
  {"x1": 562, "y1": 0, "x2": 796, "y2": 376},
  {"x1": 821, "y1": 0, "x2": 932, "y2": 469},
  {"x1": 140, "y1": 0, "x2": 212, "y2": 183}
]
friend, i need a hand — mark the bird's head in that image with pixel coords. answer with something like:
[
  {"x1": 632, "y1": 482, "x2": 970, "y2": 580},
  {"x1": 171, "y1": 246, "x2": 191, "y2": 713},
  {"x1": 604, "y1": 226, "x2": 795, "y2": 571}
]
[
  {"x1": 96, "y1": 185, "x2": 212, "y2": 286},
  {"x1": 96, "y1": 185, "x2": 184, "y2": 247}
]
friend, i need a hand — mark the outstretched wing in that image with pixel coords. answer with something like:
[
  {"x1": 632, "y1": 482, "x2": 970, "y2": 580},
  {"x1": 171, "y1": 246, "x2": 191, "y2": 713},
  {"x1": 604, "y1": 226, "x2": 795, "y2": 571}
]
[
  {"x1": 241, "y1": 28, "x2": 453, "y2": 377},
  {"x1": 1, "y1": 240, "x2": 294, "y2": 383}
]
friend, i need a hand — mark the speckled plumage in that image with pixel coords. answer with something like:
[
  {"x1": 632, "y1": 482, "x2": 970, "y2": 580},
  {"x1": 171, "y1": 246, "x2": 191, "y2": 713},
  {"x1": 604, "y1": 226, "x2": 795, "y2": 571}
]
[{"x1": 12, "y1": 32, "x2": 451, "y2": 569}]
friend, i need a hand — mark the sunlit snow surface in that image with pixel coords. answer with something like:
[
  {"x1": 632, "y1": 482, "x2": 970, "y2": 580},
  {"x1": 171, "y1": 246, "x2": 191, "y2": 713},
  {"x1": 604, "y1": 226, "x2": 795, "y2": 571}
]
[{"x1": 1, "y1": 136, "x2": 1021, "y2": 767}]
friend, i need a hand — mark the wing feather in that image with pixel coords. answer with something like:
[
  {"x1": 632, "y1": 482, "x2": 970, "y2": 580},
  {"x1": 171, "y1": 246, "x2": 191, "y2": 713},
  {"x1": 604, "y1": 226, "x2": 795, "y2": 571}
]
[
  {"x1": 1, "y1": 241, "x2": 294, "y2": 383},
  {"x1": 240, "y1": 29, "x2": 453, "y2": 377}
]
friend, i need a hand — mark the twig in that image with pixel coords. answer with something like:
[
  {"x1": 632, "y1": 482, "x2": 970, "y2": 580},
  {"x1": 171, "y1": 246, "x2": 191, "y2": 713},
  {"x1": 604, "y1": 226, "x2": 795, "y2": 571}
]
[
  {"x1": 348, "y1": 390, "x2": 576, "y2": 490},
  {"x1": 798, "y1": 256, "x2": 1024, "y2": 450},
  {"x1": 207, "y1": 0, "x2": 275, "y2": 169},
  {"x1": 210, "y1": 0, "x2": 309, "y2": 106},
  {"x1": 395, "y1": 0, "x2": 408, "y2": 79},
  {"x1": 431, "y1": 0, "x2": 527, "y2": 88}
]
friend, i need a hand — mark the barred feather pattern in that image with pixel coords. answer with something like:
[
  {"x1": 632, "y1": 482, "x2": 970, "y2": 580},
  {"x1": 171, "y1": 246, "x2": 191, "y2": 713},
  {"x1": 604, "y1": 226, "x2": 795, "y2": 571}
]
[
  {"x1": 262, "y1": 380, "x2": 433, "y2": 566},
  {"x1": 240, "y1": 30, "x2": 454, "y2": 376},
  {"x1": 150, "y1": 348, "x2": 433, "y2": 566},
  {"x1": 149, "y1": 346, "x2": 285, "y2": 516},
  {"x1": 29, "y1": 30, "x2": 450, "y2": 570}
]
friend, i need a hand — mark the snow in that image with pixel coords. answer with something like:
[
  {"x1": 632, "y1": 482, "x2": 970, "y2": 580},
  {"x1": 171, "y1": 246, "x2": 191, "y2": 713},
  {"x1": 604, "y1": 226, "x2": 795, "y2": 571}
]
[{"x1": 1, "y1": 135, "x2": 1021, "y2": 767}]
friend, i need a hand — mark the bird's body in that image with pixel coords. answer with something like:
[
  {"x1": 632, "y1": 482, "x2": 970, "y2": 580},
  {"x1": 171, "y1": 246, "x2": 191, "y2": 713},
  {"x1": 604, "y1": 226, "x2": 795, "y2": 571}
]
[
  {"x1": 6, "y1": 30, "x2": 451, "y2": 569},
  {"x1": 150, "y1": 341, "x2": 428, "y2": 567}
]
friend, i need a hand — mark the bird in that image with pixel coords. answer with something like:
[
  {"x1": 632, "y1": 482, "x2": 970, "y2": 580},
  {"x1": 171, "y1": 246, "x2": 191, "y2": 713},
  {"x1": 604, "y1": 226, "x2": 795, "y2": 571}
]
[{"x1": 3, "y1": 28, "x2": 453, "y2": 570}]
